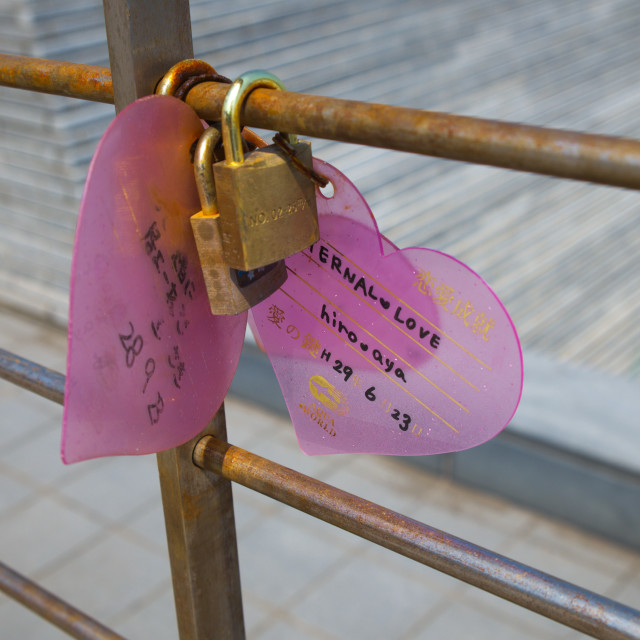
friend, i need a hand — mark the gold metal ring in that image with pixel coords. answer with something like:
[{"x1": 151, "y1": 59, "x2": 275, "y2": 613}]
[{"x1": 155, "y1": 59, "x2": 218, "y2": 96}]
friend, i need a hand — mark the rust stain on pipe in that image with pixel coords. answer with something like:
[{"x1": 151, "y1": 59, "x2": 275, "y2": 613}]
[{"x1": 0, "y1": 54, "x2": 113, "y2": 103}]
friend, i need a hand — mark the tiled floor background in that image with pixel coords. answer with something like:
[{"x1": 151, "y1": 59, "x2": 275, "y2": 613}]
[{"x1": 1, "y1": 305, "x2": 639, "y2": 639}]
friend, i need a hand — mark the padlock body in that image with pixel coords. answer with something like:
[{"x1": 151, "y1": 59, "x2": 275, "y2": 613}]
[
  {"x1": 214, "y1": 141, "x2": 319, "y2": 271},
  {"x1": 191, "y1": 211, "x2": 287, "y2": 315}
]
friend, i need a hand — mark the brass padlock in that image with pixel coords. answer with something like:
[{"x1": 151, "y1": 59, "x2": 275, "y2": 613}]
[
  {"x1": 213, "y1": 70, "x2": 319, "y2": 271},
  {"x1": 190, "y1": 126, "x2": 287, "y2": 315}
]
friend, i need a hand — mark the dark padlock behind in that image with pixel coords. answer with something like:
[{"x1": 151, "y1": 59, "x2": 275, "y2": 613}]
[{"x1": 214, "y1": 70, "x2": 319, "y2": 272}]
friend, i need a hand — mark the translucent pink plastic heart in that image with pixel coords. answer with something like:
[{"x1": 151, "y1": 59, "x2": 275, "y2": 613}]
[
  {"x1": 62, "y1": 95, "x2": 246, "y2": 464},
  {"x1": 249, "y1": 160, "x2": 523, "y2": 455}
]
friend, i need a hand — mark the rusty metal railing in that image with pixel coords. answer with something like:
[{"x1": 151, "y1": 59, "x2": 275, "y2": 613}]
[
  {"x1": 2, "y1": 347, "x2": 640, "y2": 640},
  {"x1": 2, "y1": 52, "x2": 640, "y2": 190}
]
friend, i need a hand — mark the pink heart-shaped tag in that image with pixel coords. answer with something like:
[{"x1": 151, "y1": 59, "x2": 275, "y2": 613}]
[
  {"x1": 249, "y1": 160, "x2": 523, "y2": 455},
  {"x1": 62, "y1": 95, "x2": 247, "y2": 464}
]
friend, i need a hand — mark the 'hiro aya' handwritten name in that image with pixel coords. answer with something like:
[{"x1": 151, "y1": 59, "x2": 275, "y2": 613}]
[{"x1": 308, "y1": 242, "x2": 441, "y2": 350}]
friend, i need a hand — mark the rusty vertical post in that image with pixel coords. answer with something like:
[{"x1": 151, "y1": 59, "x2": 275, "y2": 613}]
[
  {"x1": 103, "y1": 0, "x2": 193, "y2": 112},
  {"x1": 157, "y1": 409, "x2": 245, "y2": 639},
  {"x1": 101, "y1": 1, "x2": 245, "y2": 638}
]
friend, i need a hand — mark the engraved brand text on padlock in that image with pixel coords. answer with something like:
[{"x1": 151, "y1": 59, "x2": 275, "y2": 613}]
[
  {"x1": 190, "y1": 126, "x2": 287, "y2": 315},
  {"x1": 213, "y1": 70, "x2": 319, "y2": 271}
]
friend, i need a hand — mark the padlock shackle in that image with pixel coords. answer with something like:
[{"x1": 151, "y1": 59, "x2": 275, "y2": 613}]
[
  {"x1": 194, "y1": 126, "x2": 221, "y2": 217},
  {"x1": 221, "y1": 70, "x2": 298, "y2": 166}
]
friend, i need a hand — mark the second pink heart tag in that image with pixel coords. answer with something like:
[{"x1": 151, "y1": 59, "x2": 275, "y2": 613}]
[{"x1": 250, "y1": 160, "x2": 523, "y2": 456}]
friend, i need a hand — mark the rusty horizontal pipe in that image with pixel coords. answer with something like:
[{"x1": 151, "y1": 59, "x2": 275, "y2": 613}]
[
  {"x1": 194, "y1": 435, "x2": 640, "y2": 640},
  {"x1": 0, "y1": 561, "x2": 126, "y2": 640},
  {"x1": 1, "y1": 54, "x2": 640, "y2": 189},
  {"x1": 0, "y1": 348, "x2": 64, "y2": 405},
  {"x1": 0, "y1": 54, "x2": 112, "y2": 103},
  {"x1": 185, "y1": 81, "x2": 640, "y2": 190}
]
